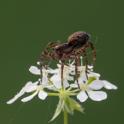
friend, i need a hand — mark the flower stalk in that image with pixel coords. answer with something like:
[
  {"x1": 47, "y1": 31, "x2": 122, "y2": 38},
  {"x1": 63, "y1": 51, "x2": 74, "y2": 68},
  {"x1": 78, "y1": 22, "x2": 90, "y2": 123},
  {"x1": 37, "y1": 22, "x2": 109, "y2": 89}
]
[{"x1": 64, "y1": 110, "x2": 68, "y2": 124}]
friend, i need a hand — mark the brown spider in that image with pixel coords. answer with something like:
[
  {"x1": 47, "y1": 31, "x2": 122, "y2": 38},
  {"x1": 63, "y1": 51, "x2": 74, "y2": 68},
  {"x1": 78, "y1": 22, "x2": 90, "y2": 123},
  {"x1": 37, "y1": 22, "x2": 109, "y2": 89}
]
[{"x1": 39, "y1": 31, "x2": 96, "y2": 88}]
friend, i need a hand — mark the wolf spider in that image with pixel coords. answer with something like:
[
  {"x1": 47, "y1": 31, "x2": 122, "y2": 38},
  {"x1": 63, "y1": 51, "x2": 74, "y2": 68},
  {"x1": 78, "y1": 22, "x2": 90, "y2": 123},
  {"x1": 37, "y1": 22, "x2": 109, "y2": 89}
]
[{"x1": 39, "y1": 31, "x2": 96, "y2": 89}]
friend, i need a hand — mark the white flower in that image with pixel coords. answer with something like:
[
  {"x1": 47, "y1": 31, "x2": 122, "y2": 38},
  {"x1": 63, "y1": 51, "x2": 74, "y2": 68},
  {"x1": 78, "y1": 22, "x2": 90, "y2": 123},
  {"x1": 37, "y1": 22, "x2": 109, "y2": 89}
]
[
  {"x1": 77, "y1": 65, "x2": 117, "y2": 89},
  {"x1": 71, "y1": 79, "x2": 107, "y2": 102},
  {"x1": 50, "y1": 64, "x2": 74, "y2": 89},
  {"x1": 70, "y1": 65, "x2": 117, "y2": 102},
  {"x1": 7, "y1": 81, "x2": 35, "y2": 104},
  {"x1": 7, "y1": 80, "x2": 48, "y2": 104},
  {"x1": 7, "y1": 66, "x2": 52, "y2": 104},
  {"x1": 20, "y1": 81, "x2": 48, "y2": 102}
]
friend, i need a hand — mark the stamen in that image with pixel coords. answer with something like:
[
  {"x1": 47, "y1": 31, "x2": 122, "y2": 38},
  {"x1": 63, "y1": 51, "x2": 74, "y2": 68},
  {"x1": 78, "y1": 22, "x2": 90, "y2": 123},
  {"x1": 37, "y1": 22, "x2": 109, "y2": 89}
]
[{"x1": 80, "y1": 56, "x2": 83, "y2": 66}]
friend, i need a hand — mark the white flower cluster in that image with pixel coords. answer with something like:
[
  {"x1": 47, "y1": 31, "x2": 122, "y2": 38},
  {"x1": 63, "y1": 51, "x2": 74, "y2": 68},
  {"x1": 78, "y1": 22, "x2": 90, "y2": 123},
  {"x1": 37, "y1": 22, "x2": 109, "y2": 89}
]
[
  {"x1": 7, "y1": 58, "x2": 118, "y2": 122},
  {"x1": 7, "y1": 60, "x2": 117, "y2": 104}
]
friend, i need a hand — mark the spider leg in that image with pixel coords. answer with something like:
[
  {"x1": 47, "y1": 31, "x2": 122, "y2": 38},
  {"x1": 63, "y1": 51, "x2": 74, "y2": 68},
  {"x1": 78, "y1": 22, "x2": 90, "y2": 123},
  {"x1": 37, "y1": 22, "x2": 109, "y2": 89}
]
[
  {"x1": 38, "y1": 43, "x2": 59, "y2": 81},
  {"x1": 83, "y1": 50, "x2": 89, "y2": 80},
  {"x1": 37, "y1": 47, "x2": 48, "y2": 82},
  {"x1": 75, "y1": 56, "x2": 80, "y2": 89},
  {"x1": 61, "y1": 60, "x2": 64, "y2": 88},
  {"x1": 75, "y1": 46, "x2": 89, "y2": 80},
  {"x1": 46, "y1": 41, "x2": 61, "y2": 48},
  {"x1": 39, "y1": 41, "x2": 60, "y2": 65}
]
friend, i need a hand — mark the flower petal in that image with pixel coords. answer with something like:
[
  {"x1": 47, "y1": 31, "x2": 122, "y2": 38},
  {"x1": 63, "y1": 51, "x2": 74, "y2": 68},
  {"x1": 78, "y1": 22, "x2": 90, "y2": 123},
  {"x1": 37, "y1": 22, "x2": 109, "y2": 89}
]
[
  {"x1": 102, "y1": 80, "x2": 118, "y2": 90},
  {"x1": 50, "y1": 74, "x2": 69, "y2": 89},
  {"x1": 77, "y1": 91, "x2": 88, "y2": 102},
  {"x1": 7, "y1": 82, "x2": 32, "y2": 104},
  {"x1": 67, "y1": 75, "x2": 74, "y2": 81},
  {"x1": 88, "y1": 90, "x2": 107, "y2": 101},
  {"x1": 38, "y1": 90, "x2": 48, "y2": 100},
  {"x1": 70, "y1": 83, "x2": 78, "y2": 88},
  {"x1": 25, "y1": 81, "x2": 39, "y2": 93},
  {"x1": 7, "y1": 91, "x2": 24, "y2": 104},
  {"x1": 78, "y1": 75, "x2": 86, "y2": 84},
  {"x1": 21, "y1": 91, "x2": 38, "y2": 102},
  {"x1": 88, "y1": 80, "x2": 104, "y2": 90},
  {"x1": 63, "y1": 80, "x2": 69, "y2": 88},
  {"x1": 41, "y1": 69, "x2": 48, "y2": 86},
  {"x1": 50, "y1": 75, "x2": 61, "y2": 88},
  {"x1": 29, "y1": 66, "x2": 40, "y2": 75}
]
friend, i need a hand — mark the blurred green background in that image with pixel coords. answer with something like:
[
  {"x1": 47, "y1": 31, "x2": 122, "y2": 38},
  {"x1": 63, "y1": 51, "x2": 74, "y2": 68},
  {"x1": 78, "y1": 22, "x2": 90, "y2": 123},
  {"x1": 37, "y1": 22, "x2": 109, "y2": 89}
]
[{"x1": 0, "y1": 0, "x2": 123, "y2": 124}]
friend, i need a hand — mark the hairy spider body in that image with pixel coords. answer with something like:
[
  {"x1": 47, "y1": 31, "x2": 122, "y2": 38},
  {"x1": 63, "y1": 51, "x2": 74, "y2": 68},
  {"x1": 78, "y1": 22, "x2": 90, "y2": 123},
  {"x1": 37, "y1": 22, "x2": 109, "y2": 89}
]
[
  {"x1": 39, "y1": 31, "x2": 96, "y2": 88},
  {"x1": 40, "y1": 31, "x2": 96, "y2": 62},
  {"x1": 68, "y1": 31, "x2": 89, "y2": 48}
]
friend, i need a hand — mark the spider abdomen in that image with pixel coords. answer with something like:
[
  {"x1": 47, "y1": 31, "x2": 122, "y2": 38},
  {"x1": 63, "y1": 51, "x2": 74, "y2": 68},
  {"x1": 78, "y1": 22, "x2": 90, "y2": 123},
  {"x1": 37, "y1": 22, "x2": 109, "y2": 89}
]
[{"x1": 67, "y1": 31, "x2": 90, "y2": 49}]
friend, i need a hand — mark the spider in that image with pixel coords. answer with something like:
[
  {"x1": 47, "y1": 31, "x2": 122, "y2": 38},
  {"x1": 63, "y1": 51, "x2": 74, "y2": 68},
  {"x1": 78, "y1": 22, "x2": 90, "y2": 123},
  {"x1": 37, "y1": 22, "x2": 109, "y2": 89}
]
[{"x1": 39, "y1": 31, "x2": 96, "y2": 88}]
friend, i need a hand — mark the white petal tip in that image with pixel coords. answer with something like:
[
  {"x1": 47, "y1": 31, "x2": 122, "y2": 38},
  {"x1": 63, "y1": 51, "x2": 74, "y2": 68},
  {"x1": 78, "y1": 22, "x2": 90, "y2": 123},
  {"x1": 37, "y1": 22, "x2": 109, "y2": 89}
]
[
  {"x1": 6, "y1": 101, "x2": 13, "y2": 104},
  {"x1": 29, "y1": 66, "x2": 40, "y2": 75},
  {"x1": 103, "y1": 80, "x2": 118, "y2": 90},
  {"x1": 21, "y1": 98, "x2": 30, "y2": 102}
]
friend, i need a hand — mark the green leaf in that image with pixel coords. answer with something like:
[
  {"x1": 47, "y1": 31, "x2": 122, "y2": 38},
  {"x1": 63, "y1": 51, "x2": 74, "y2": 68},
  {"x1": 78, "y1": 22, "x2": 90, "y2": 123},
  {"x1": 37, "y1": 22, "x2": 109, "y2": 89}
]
[
  {"x1": 64, "y1": 97, "x2": 74, "y2": 114},
  {"x1": 64, "y1": 97, "x2": 84, "y2": 114},
  {"x1": 87, "y1": 77, "x2": 96, "y2": 84},
  {"x1": 49, "y1": 96, "x2": 84, "y2": 122},
  {"x1": 49, "y1": 98, "x2": 64, "y2": 122}
]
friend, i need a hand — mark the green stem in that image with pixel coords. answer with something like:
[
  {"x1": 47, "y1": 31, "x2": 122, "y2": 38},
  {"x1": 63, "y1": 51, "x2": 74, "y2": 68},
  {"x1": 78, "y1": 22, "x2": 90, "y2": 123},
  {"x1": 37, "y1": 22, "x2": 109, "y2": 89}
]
[{"x1": 64, "y1": 110, "x2": 68, "y2": 124}]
